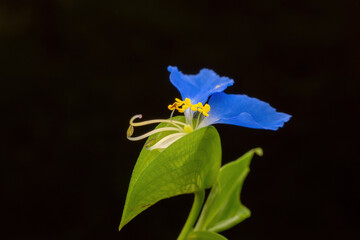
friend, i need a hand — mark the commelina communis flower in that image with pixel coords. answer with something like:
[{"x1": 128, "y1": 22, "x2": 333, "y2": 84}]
[{"x1": 127, "y1": 66, "x2": 291, "y2": 150}]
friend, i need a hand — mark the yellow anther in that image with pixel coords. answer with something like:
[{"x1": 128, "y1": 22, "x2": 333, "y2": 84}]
[
  {"x1": 196, "y1": 102, "x2": 203, "y2": 112},
  {"x1": 178, "y1": 105, "x2": 186, "y2": 113},
  {"x1": 202, "y1": 104, "x2": 210, "y2": 117},
  {"x1": 168, "y1": 104, "x2": 175, "y2": 111},
  {"x1": 184, "y1": 98, "x2": 192, "y2": 106},
  {"x1": 191, "y1": 103, "x2": 199, "y2": 111},
  {"x1": 196, "y1": 103, "x2": 210, "y2": 117},
  {"x1": 203, "y1": 104, "x2": 210, "y2": 112},
  {"x1": 168, "y1": 97, "x2": 210, "y2": 117},
  {"x1": 202, "y1": 112, "x2": 209, "y2": 117},
  {"x1": 168, "y1": 100, "x2": 186, "y2": 112},
  {"x1": 175, "y1": 98, "x2": 183, "y2": 104},
  {"x1": 168, "y1": 103, "x2": 178, "y2": 111}
]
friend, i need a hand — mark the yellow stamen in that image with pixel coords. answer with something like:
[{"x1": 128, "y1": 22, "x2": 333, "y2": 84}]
[
  {"x1": 202, "y1": 104, "x2": 210, "y2": 117},
  {"x1": 168, "y1": 98, "x2": 211, "y2": 117},
  {"x1": 175, "y1": 98, "x2": 183, "y2": 104},
  {"x1": 191, "y1": 103, "x2": 199, "y2": 112},
  {"x1": 168, "y1": 103, "x2": 176, "y2": 110},
  {"x1": 184, "y1": 98, "x2": 192, "y2": 106},
  {"x1": 178, "y1": 107, "x2": 186, "y2": 113}
]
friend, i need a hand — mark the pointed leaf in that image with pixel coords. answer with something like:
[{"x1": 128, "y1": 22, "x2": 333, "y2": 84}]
[
  {"x1": 119, "y1": 117, "x2": 222, "y2": 230},
  {"x1": 187, "y1": 231, "x2": 228, "y2": 240},
  {"x1": 195, "y1": 148, "x2": 262, "y2": 232}
]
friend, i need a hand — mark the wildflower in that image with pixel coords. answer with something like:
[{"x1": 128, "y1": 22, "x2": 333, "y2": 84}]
[{"x1": 127, "y1": 66, "x2": 291, "y2": 150}]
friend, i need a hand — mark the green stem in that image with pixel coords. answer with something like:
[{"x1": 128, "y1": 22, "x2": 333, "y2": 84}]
[{"x1": 177, "y1": 190, "x2": 205, "y2": 240}]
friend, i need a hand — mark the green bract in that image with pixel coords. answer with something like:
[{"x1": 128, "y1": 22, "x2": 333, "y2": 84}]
[
  {"x1": 195, "y1": 148, "x2": 262, "y2": 233},
  {"x1": 119, "y1": 117, "x2": 222, "y2": 231}
]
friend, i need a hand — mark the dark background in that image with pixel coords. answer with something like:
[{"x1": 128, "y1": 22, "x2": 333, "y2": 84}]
[{"x1": 1, "y1": 0, "x2": 359, "y2": 239}]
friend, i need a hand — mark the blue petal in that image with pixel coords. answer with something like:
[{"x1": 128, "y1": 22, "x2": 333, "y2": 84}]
[
  {"x1": 168, "y1": 66, "x2": 234, "y2": 104},
  {"x1": 201, "y1": 92, "x2": 291, "y2": 130}
]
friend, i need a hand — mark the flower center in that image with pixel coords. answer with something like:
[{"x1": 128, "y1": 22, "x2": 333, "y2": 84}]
[
  {"x1": 126, "y1": 98, "x2": 211, "y2": 151},
  {"x1": 168, "y1": 98, "x2": 210, "y2": 117},
  {"x1": 183, "y1": 124, "x2": 193, "y2": 133}
]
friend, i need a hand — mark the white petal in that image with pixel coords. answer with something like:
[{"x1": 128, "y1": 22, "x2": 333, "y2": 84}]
[{"x1": 147, "y1": 132, "x2": 186, "y2": 151}]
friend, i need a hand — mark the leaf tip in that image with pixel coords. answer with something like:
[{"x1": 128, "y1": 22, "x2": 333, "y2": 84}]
[
  {"x1": 252, "y1": 147, "x2": 263, "y2": 157},
  {"x1": 118, "y1": 222, "x2": 123, "y2": 232},
  {"x1": 118, "y1": 218, "x2": 128, "y2": 232}
]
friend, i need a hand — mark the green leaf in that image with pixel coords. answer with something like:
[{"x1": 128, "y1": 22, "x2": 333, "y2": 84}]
[
  {"x1": 187, "y1": 231, "x2": 228, "y2": 240},
  {"x1": 119, "y1": 117, "x2": 222, "y2": 230},
  {"x1": 195, "y1": 148, "x2": 262, "y2": 233}
]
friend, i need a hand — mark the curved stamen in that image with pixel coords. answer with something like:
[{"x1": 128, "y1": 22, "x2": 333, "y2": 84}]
[
  {"x1": 127, "y1": 125, "x2": 134, "y2": 138},
  {"x1": 130, "y1": 114, "x2": 186, "y2": 129},
  {"x1": 127, "y1": 126, "x2": 180, "y2": 141}
]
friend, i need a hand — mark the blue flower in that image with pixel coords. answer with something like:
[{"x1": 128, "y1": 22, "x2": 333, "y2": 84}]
[
  {"x1": 127, "y1": 66, "x2": 291, "y2": 150},
  {"x1": 167, "y1": 66, "x2": 291, "y2": 130}
]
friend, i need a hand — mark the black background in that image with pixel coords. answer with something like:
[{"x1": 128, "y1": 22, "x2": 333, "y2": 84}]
[{"x1": 1, "y1": 0, "x2": 359, "y2": 239}]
